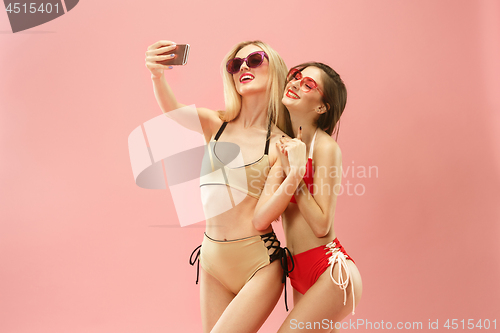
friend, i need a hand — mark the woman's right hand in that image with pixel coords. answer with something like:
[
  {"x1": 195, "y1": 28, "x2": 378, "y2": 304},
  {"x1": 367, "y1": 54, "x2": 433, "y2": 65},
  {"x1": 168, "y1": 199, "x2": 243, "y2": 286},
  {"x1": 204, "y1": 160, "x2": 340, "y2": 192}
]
[{"x1": 145, "y1": 40, "x2": 177, "y2": 79}]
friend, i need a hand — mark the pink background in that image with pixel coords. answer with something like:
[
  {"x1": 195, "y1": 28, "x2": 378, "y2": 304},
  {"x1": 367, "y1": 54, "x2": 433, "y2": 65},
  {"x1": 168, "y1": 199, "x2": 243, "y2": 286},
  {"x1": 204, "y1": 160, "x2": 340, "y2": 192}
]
[{"x1": 1, "y1": 0, "x2": 499, "y2": 332}]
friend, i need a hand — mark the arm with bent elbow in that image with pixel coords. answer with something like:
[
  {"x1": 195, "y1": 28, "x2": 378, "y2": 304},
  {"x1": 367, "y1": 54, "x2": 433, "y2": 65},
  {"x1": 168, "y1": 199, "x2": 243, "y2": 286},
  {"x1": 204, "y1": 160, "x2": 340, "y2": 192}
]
[
  {"x1": 253, "y1": 162, "x2": 304, "y2": 230},
  {"x1": 145, "y1": 40, "x2": 219, "y2": 139},
  {"x1": 253, "y1": 138, "x2": 307, "y2": 230},
  {"x1": 293, "y1": 140, "x2": 342, "y2": 238}
]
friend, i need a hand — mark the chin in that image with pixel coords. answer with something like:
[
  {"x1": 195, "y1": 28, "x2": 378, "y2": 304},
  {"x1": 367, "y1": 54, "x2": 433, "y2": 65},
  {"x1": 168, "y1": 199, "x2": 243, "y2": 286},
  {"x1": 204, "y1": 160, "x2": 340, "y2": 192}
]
[
  {"x1": 282, "y1": 97, "x2": 297, "y2": 108},
  {"x1": 240, "y1": 86, "x2": 265, "y2": 96},
  {"x1": 282, "y1": 94, "x2": 292, "y2": 103}
]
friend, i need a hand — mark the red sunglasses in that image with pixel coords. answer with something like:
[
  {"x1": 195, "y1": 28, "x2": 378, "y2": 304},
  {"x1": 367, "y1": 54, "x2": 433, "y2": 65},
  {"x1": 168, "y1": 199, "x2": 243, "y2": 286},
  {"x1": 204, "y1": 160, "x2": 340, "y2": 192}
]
[
  {"x1": 226, "y1": 51, "x2": 269, "y2": 74},
  {"x1": 287, "y1": 68, "x2": 324, "y2": 97}
]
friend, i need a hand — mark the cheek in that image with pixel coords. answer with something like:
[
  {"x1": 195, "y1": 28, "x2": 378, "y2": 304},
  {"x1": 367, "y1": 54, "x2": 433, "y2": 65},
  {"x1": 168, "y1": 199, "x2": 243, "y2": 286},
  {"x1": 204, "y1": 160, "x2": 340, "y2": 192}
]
[
  {"x1": 233, "y1": 76, "x2": 244, "y2": 91},
  {"x1": 256, "y1": 65, "x2": 269, "y2": 79},
  {"x1": 303, "y1": 94, "x2": 317, "y2": 105},
  {"x1": 282, "y1": 84, "x2": 291, "y2": 97},
  {"x1": 295, "y1": 93, "x2": 316, "y2": 107},
  {"x1": 254, "y1": 74, "x2": 269, "y2": 89},
  {"x1": 261, "y1": 76, "x2": 269, "y2": 87}
]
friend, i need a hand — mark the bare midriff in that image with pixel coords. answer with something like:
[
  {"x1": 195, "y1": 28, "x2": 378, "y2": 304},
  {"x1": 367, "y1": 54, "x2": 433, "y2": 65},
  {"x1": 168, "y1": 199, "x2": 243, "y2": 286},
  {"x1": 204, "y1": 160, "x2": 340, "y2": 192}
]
[
  {"x1": 204, "y1": 188, "x2": 273, "y2": 241},
  {"x1": 282, "y1": 203, "x2": 336, "y2": 255}
]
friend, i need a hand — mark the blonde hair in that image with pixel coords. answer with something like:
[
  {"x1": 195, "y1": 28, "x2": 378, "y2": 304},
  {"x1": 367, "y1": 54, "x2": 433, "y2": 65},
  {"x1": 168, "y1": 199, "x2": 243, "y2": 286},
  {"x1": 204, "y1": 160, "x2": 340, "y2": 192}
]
[{"x1": 220, "y1": 41, "x2": 287, "y2": 127}]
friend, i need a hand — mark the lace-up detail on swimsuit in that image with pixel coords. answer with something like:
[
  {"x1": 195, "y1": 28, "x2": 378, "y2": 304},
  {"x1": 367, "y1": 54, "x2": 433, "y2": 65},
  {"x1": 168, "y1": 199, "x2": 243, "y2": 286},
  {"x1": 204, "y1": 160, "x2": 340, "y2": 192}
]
[
  {"x1": 260, "y1": 232, "x2": 281, "y2": 262},
  {"x1": 199, "y1": 122, "x2": 272, "y2": 199},
  {"x1": 287, "y1": 238, "x2": 356, "y2": 314},
  {"x1": 189, "y1": 232, "x2": 295, "y2": 311},
  {"x1": 261, "y1": 232, "x2": 295, "y2": 312},
  {"x1": 326, "y1": 240, "x2": 356, "y2": 315},
  {"x1": 193, "y1": 232, "x2": 281, "y2": 295}
]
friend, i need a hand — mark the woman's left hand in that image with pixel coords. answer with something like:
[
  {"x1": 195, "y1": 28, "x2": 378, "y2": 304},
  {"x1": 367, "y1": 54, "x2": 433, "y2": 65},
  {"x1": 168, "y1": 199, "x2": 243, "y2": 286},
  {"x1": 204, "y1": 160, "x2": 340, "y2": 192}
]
[{"x1": 279, "y1": 127, "x2": 307, "y2": 178}]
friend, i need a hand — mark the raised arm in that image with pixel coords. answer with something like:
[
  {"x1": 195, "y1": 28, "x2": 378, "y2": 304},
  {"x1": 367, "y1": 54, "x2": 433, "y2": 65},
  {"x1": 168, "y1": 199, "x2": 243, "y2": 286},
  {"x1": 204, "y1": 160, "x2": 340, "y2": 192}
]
[{"x1": 145, "y1": 40, "x2": 221, "y2": 142}]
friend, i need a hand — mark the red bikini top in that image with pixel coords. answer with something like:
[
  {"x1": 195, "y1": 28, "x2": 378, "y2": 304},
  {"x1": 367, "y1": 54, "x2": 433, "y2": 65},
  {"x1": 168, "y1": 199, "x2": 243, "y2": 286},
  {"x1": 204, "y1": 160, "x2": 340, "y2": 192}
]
[{"x1": 291, "y1": 129, "x2": 317, "y2": 203}]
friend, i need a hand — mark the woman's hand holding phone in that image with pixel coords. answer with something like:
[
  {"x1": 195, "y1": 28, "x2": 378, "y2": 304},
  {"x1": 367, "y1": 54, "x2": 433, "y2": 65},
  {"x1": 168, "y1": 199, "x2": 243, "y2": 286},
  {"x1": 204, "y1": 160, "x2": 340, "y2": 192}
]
[{"x1": 145, "y1": 40, "x2": 177, "y2": 79}]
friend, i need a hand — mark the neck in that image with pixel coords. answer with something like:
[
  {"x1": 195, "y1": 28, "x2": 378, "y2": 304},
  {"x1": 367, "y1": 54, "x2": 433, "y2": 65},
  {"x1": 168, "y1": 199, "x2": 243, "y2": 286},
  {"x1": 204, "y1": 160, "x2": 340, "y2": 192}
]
[
  {"x1": 289, "y1": 113, "x2": 318, "y2": 150},
  {"x1": 235, "y1": 93, "x2": 268, "y2": 129}
]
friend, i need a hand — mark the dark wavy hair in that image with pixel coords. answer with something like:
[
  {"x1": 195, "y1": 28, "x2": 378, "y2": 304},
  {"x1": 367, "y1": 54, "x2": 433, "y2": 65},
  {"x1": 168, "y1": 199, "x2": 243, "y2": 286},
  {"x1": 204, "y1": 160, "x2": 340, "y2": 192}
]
[{"x1": 278, "y1": 62, "x2": 347, "y2": 138}]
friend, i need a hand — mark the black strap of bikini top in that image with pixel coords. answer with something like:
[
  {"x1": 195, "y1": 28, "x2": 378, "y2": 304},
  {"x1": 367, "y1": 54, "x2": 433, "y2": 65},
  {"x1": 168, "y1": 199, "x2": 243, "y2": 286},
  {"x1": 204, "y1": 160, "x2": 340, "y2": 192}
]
[
  {"x1": 214, "y1": 122, "x2": 228, "y2": 141},
  {"x1": 189, "y1": 245, "x2": 202, "y2": 284},
  {"x1": 264, "y1": 121, "x2": 272, "y2": 155},
  {"x1": 215, "y1": 121, "x2": 272, "y2": 155}
]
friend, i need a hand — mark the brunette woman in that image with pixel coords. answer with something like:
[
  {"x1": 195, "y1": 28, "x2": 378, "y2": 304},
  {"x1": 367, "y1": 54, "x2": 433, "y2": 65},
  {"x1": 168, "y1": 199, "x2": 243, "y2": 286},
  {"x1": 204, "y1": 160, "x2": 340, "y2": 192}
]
[{"x1": 253, "y1": 62, "x2": 362, "y2": 333}]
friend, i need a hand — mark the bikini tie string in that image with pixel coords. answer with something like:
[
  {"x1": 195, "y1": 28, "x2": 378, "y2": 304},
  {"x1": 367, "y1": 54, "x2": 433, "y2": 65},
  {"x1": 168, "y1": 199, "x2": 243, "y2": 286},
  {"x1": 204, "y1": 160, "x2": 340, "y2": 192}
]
[
  {"x1": 326, "y1": 241, "x2": 355, "y2": 315},
  {"x1": 189, "y1": 245, "x2": 201, "y2": 284},
  {"x1": 280, "y1": 247, "x2": 294, "y2": 312},
  {"x1": 260, "y1": 232, "x2": 293, "y2": 311}
]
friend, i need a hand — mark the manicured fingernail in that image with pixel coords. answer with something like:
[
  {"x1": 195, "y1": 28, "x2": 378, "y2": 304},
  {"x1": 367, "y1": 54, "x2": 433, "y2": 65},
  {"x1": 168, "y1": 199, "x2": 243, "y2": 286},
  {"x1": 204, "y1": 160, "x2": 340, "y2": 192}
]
[
  {"x1": 299, "y1": 126, "x2": 302, "y2": 130},
  {"x1": 170, "y1": 54, "x2": 175, "y2": 57},
  {"x1": 168, "y1": 66, "x2": 173, "y2": 69}
]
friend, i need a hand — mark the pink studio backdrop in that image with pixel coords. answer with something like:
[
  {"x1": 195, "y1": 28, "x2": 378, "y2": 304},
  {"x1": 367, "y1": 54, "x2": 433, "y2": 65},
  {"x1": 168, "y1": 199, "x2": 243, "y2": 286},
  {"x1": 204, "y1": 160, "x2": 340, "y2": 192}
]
[{"x1": 1, "y1": 1, "x2": 499, "y2": 332}]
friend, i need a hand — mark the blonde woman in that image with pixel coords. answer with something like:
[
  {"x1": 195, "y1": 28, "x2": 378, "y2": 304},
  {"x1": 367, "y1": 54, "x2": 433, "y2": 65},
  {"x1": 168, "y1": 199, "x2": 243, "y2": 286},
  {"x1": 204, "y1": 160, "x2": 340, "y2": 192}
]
[
  {"x1": 145, "y1": 40, "x2": 291, "y2": 332},
  {"x1": 253, "y1": 62, "x2": 362, "y2": 332}
]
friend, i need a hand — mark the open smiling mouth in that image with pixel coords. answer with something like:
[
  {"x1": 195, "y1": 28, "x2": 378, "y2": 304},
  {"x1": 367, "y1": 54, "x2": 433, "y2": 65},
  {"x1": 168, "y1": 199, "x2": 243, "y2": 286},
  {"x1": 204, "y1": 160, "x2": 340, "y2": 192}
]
[
  {"x1": 240, "y1": 74, "x2": 255, "y2": 83},
  {"x1": 286, "y1": 89, "x2": 300, "y2": 99}
]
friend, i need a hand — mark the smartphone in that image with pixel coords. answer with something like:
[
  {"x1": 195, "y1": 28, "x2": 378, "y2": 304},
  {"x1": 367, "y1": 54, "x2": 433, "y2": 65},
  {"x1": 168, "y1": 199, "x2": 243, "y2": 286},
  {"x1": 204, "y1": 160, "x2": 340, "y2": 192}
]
[{"x1": 158, "y1": 44, "x2": 190, "y2": 66}]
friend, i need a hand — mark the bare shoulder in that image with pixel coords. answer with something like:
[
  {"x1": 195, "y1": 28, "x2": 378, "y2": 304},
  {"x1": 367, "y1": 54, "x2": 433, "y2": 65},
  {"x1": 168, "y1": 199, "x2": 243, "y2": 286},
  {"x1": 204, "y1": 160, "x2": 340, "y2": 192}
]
[
  {"x1": 268, "y1": 124, "x2": 288, "y2": 166},
  {"x1": 269, "y1": 124, "x2": 289, "y2": 142},
  {"x1": 269, "y1": 123, "x2": 289, "y2": 149},
  {"x1": 314, "y1": 131, "x2": 342, "y2": 165},
  {"x1": 269, "y1": 124, "x2": 289, "y2": 150},
  {"x1": 197, "y1": 107, "x2": 224, "y2": 123},
  {"x1": 197, "y1": 107, "x2": 224, "y2": 137}
]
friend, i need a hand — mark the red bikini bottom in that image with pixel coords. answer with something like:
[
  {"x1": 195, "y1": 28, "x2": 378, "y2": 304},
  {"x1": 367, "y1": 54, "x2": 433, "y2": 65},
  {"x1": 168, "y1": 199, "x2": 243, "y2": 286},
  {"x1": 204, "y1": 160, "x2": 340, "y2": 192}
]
[{"x1": 287, "y1": 238, "x2": 356, "y2": 314}]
